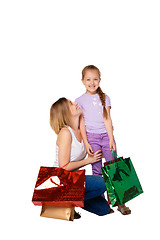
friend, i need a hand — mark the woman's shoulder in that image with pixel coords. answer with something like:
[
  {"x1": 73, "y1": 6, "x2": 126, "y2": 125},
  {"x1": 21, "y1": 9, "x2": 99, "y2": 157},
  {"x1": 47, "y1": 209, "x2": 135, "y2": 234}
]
[
  {"x1": 57, "y1": 127, "x2": 72, "y2": 146},
  {"x1": 59, "y1": 127, "x2": 72, "y2": 139}
]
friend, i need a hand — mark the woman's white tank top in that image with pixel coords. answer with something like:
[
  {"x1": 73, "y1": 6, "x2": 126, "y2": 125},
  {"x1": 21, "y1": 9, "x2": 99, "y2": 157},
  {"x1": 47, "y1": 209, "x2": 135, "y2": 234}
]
[{"x1": 53, "y1": 126, "x2": 86, "y2": 167}]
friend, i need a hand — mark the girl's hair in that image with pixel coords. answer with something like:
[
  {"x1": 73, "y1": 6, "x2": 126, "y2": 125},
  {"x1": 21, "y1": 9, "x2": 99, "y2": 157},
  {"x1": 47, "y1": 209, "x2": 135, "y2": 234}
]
[
  {"x1": 82, "y1": 65, "x2": 108, "y2": 119},
  {"x1": 50, "y1": 97, "x2": 72, "y2": 134}
]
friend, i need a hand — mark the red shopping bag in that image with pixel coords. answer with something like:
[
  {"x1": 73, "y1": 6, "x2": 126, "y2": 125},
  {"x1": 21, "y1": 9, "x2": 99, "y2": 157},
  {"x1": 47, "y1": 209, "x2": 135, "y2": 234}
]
[{"x1": 32, "y1": 167, "x2": 85, "y2": 207}]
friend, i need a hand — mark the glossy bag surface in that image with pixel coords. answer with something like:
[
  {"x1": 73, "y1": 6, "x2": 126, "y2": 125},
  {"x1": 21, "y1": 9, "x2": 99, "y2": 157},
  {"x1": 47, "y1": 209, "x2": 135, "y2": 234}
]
[
  {"x1": 32, "y1": 166, "x2": 85, "y2": 207},
  {"x1": 40, "y1": 206, "x2": 75, "y2": 221},
  {"x1": 102, "y1": 156, "x2": 143, "y2": 207}
]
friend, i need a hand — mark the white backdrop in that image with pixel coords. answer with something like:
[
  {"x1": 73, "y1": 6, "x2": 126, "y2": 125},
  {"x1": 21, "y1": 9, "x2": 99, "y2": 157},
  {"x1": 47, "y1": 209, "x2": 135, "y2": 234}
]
[{"x1": 0, "y1": 1, "x2": 160, "y2": 239}]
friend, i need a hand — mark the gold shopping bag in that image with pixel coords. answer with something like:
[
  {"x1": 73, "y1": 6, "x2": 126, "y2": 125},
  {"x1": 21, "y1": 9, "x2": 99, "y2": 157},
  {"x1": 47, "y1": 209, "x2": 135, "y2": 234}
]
[{"x1": 40, "y1": 206, "x2": 75, "y2": 221}]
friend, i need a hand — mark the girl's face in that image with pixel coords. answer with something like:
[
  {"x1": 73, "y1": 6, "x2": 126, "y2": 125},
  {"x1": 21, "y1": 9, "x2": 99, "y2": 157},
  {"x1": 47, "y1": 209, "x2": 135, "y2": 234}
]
[
  {"x1": 82, "y1": 69, "x2": 101, "y2": 95},
  {"x1": 68, "y1": 100, "x2": 82, "y2": 117}
]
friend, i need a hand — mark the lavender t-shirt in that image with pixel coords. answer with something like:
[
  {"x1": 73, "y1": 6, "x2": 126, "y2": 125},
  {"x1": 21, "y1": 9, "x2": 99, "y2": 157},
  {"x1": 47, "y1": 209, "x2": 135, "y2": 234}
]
[{"x1": 75, "y1": 93, "x2": 111, "y2": 134}]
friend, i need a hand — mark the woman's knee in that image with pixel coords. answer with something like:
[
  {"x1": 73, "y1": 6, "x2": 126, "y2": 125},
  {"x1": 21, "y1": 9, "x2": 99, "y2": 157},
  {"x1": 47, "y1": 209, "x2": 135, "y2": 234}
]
[{"x1": 85, "y1": 175, "x2": 106, "y2": 197}]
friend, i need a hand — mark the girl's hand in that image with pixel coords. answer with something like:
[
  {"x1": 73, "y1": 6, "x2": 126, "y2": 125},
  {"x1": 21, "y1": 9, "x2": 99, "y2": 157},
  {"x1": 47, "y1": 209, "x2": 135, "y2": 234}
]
[
  {"x1": 85, "y1": 142, "x2": 94, "y2": 156},
  {"x1": 109, "y1": 139, "x2": 116, "y2": 152},
  {"x1": 88, "y1": 150, "x2": 102, "y2": 164}
]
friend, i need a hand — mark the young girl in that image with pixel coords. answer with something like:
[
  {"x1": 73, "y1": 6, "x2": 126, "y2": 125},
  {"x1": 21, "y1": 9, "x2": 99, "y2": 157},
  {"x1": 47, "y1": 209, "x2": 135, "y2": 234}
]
[{"x1": 75, "y1": 65, "x2": 131, "y2": 215}]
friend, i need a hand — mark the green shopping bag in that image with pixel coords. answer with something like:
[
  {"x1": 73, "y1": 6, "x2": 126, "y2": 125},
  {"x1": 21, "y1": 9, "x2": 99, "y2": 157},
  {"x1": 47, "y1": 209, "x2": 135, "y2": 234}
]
[{"x1": 101, "y1": 151, "x2": 143, "y2": 207}]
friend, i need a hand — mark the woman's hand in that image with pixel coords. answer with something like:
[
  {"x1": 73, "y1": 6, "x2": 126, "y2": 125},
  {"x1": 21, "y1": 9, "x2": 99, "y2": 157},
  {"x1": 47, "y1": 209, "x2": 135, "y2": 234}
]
[
  {"x1": 109, "y1": 138, "x2": 116, "y2": 151},
  {"x1": 85, "y1": 142, "x2": 94, "y2": 156},
  {"x1": 87, "y1": 150, "x2": 102, "y2": 164}
]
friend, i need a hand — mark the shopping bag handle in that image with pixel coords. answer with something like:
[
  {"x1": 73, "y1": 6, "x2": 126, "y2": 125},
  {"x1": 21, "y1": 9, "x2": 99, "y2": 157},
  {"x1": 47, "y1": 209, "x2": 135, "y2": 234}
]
[
  {"x1": 61, "y1": 162, "x2": 69, "y2": 168},
  {"x1": 110, "y1": 150, "x2": 130, "y2": 174},
  {"x1": 110, "y1": 150, "x2": 117, "y2": 161},
  {"x1": 110, "y1": 150, "x2": 124, "y2": 164}
]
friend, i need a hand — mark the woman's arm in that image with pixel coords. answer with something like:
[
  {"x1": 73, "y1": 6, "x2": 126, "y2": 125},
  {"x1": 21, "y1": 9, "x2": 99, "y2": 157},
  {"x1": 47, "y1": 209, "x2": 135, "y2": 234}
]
[
  {"x1": 57, "y1": 128, "x2": 102, "y2": 171},
  {"x1": 103, "y1": 107, "x2": 116, "y2": 151}
]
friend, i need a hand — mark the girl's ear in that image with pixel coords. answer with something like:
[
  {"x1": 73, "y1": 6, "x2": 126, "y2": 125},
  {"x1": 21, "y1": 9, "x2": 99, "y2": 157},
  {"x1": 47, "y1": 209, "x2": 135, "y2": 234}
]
[{"x1": 81, "y1": 79, "x2": 85, "y2": 85}]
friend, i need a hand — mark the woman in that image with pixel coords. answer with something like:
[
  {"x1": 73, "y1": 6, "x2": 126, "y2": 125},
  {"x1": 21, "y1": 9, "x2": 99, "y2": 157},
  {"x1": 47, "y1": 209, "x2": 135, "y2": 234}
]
[{"x1": 50, "y1": 97, "x2": 113, "y2": 218}]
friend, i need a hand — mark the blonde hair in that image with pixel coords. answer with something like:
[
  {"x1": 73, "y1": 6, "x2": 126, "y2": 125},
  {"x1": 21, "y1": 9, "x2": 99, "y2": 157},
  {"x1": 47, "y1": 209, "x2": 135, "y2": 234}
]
[
  {"x1": 82, "y1": 65, "x2": 108, "y2": 119},
  {"x1": 50, "y1": 98, "x2": 72, "y2": 134}
]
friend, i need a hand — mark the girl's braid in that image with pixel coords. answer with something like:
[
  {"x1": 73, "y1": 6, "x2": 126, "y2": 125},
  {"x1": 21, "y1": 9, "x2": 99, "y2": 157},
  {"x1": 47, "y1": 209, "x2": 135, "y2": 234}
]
[{"x1": 97, "y1": 86, "x2": 108, "y2": 119}]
